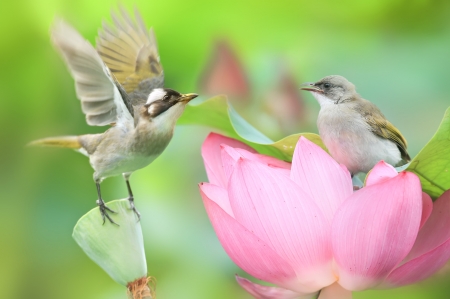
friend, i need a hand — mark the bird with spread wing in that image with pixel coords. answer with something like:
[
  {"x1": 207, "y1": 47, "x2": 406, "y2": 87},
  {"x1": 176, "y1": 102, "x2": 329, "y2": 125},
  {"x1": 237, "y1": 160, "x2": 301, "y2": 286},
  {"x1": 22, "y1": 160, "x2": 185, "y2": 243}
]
[{"x1": 31, "y1": 8, "x2": 198, "y2": 224}]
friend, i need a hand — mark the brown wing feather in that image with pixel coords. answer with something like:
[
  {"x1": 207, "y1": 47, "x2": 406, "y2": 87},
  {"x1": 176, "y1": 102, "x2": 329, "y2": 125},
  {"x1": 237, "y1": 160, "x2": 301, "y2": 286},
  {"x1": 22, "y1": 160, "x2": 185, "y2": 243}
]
[
  {"x1": 96, "y1": 7, "x2": 164, "y2": 106},
  {"x1": 51, "y1": 20, "x2": 135, "y2": 127},
  {"x1": 356, "y1": 99, "x2": 410, "y2": 162}
]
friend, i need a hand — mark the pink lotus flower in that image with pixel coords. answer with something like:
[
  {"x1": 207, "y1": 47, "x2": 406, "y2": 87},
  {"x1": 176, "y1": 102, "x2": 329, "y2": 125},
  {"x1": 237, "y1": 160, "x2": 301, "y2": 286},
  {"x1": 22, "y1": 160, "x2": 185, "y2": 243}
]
[{"x1": 199, "y1": 132, "x2": 450, "y2": 298}]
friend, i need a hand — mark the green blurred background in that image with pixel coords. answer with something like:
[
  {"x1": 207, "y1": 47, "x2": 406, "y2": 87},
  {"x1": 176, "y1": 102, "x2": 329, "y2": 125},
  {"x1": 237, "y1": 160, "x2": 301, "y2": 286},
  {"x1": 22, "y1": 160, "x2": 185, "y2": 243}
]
[{"x1": 1, "y1": 0, "x2": 450, "y2": 298}]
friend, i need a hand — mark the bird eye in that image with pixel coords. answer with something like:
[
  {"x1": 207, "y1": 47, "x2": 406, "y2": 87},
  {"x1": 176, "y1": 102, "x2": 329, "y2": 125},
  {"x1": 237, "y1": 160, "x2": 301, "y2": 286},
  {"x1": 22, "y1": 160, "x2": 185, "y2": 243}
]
[
  {"x1": 323, "y1": 83, "x2": 331, "y2": 88},
  {"x1": 163, "y1": 95, "x2": 169, "y2": 101}
]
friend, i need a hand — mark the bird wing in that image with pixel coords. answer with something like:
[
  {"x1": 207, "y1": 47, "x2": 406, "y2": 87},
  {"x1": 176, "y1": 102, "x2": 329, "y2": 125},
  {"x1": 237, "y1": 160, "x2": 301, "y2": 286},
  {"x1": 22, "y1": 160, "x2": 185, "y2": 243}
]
[
  {"x1": 359, "y1": 102, "x2": 410, "y2": 161},
  {"x1": 51, "y1": 20, "x2": 134, "y2": 127},
  {"x1": 96, "y1": 7, "x2": 164, "y2": 108}
]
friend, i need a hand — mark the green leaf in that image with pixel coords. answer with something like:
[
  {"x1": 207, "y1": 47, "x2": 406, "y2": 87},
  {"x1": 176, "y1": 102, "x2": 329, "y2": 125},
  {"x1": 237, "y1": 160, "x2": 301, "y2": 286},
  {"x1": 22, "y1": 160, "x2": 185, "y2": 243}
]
[
  {"x1": 178, "y1": 95, "x2": 325, "y2": 161},
  {"x1": 407, "y1": 107, "x2": 450, "y2": 200},
  {"x1": 73, "y1": 199, "x2": 147, "y2": 286}
]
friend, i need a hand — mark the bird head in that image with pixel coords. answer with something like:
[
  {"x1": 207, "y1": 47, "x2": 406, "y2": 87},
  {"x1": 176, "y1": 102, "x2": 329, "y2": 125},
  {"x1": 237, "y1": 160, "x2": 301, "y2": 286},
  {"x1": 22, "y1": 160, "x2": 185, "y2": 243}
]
[
  {"x1": 142, "y1": 88, "x2": 198, "y2": 122},
  {"x1": 300, "y1": 75, "x2": 357, "y2": 105}
]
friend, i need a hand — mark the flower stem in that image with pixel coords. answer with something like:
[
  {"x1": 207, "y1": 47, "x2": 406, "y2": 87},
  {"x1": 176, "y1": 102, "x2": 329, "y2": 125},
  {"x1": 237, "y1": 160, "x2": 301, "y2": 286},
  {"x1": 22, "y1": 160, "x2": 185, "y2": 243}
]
[{"x1": 127, "y1": 276, "x2": 156, "y2": 299}]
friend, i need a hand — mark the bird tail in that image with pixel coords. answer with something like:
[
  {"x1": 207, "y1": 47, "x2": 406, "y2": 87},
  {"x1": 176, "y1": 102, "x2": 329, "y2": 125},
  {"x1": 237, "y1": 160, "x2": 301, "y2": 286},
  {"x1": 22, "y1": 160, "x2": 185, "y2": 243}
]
[{"x1": 28, "y1": 136, "x2": 82, "y2": 149}]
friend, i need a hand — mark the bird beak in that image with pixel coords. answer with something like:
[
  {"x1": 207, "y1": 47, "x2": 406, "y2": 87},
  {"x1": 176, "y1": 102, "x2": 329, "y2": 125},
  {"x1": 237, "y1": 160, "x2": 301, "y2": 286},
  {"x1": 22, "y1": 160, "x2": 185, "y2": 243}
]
[
  {"x1": 179, "y1": 93, "x2": 198, "y2": 103},
  {"x1": 300, "y1": 82, "x2": 323, "y2": 93}
]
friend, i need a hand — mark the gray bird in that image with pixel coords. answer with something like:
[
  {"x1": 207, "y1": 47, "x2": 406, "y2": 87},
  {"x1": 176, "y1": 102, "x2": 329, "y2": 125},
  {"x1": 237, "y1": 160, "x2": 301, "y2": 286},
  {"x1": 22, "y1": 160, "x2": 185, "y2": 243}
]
[
  {"x1": 300, "y1": 75, "x2": 410, "y2": 175},
  {"x1": 31, "y1": 9, "x2": 198, "y2": 224}
]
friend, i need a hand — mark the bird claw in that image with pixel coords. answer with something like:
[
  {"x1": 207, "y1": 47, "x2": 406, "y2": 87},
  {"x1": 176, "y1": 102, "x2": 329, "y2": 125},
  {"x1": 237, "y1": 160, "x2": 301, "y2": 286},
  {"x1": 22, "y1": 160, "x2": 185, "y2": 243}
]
[
  {"x1": 96, "y1": 199, "x2": 119, "y2": 226},
  {"x1": 127, "y1": 196, "x2": 141, "y2": 222}
]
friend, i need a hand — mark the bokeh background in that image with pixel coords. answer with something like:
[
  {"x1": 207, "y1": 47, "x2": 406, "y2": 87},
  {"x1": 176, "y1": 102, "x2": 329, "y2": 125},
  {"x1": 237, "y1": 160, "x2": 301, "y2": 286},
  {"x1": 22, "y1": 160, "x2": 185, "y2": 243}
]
[{"x1": 1, "y1": 0, "x2": 450, "y2": 298}]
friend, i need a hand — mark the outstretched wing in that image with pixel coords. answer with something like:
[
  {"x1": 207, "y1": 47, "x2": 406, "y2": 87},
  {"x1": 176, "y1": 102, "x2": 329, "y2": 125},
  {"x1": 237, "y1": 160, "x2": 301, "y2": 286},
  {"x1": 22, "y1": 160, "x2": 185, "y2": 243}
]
[
  {"x1": 51, "y1": 20, "x2": 134, "y2": 127},
  {"x1": 96, "y1": 7, "x2": 164, "y2": 107},
  {"x1": 358, "y1": 100, "x2": 410, "y2": 161}
]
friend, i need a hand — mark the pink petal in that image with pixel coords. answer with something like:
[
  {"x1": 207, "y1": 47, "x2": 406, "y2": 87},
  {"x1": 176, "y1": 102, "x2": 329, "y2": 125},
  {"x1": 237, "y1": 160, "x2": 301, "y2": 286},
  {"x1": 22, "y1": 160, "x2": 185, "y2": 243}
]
[
  {"x1": 419, "y1": 192, "x2": 433, "y2": 230},
  {"x1": 332, "y1": 172, "x2": 423, "y2": 291},
  {"x1": 404, "y1": 190, "x2": 450, "y2": 262},
  {"x1": 252, "y1": 153, "x2": 291, "y2": 170},
  {"x1": 290, "y1": 136, "x2": 353, "y2": 224},
  {"x1": 236, "y1": 275, "x2": 318, "y2": 299},
  {"x1": 381, "y1": 237, "x2": 450, "y2": 288},
  {"x1": 221, "y1": 145, "x2": 291, "y2": 171},
  {"x1": 221, "y1": 145, "x2": 290, "y2": 186},
  {"x1": 228, "y1": 158, "x2": 335, "y2": 292},
  {"x1": 199, "y1": 183, "x2": 233, "y2": 217},
  {"x1": 200, "y1": 187, "x2": 297, "y2": 288},
  {"x1": 220, "y1": 145, "x2": 243, "y2": 186},
  {"x1": 365, "y1": 161, "x2": 397, "y2": 186},
  {"x1": 202, "y1": 133, "x2": 256, "y2": 187},
  {"x1": 318, "y1": 283, "x2": 353, "y2": 299}
]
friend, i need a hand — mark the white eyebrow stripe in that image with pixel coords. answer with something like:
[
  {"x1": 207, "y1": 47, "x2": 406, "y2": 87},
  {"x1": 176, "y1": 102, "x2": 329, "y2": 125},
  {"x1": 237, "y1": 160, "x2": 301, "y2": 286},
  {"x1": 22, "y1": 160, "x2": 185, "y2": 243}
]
[{"x1": 146, "y1": 88, "x2": 166, "y2": 104}]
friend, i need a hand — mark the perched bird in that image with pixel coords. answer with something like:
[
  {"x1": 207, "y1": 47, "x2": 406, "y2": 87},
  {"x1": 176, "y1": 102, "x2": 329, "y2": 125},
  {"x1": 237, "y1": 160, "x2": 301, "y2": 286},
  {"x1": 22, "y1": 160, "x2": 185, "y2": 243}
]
[
  {"x1": 300, "y1": 75, "x2": 410, "y2": 175},
  {"x1": 31, "y1": 9, "x2": 198, "y2": 224}
]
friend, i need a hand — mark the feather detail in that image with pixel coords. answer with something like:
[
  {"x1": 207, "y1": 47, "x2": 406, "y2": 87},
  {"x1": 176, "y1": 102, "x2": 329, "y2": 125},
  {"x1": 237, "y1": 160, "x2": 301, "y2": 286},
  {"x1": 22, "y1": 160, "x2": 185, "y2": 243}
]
[
  {"x1": 96, "y1": 7, "x2": 164, "y2": 106},
  {"x1": 28, "y1": 136, "x2": 81, "y2": 149},
  {"x1": 354, "y1": 99, "x2": 410, "y2": 162},
  {"x1": 51, "y1": 19, "x2": 134, "y2": 127}
]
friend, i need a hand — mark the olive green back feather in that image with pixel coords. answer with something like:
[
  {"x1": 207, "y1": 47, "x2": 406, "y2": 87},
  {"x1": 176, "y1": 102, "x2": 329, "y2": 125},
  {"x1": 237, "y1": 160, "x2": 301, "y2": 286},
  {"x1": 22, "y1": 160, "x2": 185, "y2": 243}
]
[
  {"x1": 96, "y1": 8, "x2": 164, "y2": 107},
  {"x1": 354, "y1": 99, "x2": 410, "y2": 162}
]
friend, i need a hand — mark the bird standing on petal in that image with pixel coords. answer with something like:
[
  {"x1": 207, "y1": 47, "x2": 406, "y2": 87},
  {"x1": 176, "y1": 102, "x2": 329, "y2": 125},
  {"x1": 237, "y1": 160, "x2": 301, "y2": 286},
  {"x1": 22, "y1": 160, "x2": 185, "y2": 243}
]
[
  {"x1": 31, "y1": 8, "x2": 197, "y2": 224},
  {"x1": 199, "y1": 133, "x2": 450, "y2": 298},
  {"x1": 300, "y1": 75, "x2": 410, "y2": 175}
]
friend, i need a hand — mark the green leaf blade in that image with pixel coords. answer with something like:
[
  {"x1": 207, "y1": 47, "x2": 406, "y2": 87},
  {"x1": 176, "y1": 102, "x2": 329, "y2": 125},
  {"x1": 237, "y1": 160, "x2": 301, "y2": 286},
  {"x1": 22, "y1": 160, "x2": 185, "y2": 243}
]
[
  {"x1": 179, "y1": 95, "x2": 324, "y2": 161},
  {"x1": 73, "y1": 199, "x2": 147, "y2": 286},
  {"x1": 227, "y1": 104, "x2": 273, "y2": 144},
  {"x1": 407, "y1": 107, "x2": 450, "y2": 199}
]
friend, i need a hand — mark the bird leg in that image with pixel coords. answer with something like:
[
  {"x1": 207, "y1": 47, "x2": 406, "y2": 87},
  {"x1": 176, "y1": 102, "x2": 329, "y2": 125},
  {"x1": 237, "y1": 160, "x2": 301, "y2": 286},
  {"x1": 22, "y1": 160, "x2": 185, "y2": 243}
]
[
  {"x1": 95, "y1": 182, "x2": 118, "y2": 225},
  {"x1": 124, "y1": 175, "x2": 141, "y2": 221}
]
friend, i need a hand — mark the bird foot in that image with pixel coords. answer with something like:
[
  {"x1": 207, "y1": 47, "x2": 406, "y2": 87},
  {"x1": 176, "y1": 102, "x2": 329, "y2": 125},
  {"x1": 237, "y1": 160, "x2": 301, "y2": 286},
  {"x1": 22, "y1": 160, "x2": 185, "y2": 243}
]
[
  {"x1": 127, "y1": 196, "x2": 141, "y2": 222},
  {"x1": 96, "y1": 199, "x2": 119, "y2": 225}
]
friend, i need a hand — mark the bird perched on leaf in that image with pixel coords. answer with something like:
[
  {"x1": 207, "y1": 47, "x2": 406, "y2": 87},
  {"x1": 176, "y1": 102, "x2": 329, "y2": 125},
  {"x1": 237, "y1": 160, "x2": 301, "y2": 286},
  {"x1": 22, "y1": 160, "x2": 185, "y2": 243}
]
[
  {"x1": 300, "y1": 75, "x2": 410, "y2": 175},
  {"x1": 31, "y1": 8, "x2": 198, "y2": 224}
]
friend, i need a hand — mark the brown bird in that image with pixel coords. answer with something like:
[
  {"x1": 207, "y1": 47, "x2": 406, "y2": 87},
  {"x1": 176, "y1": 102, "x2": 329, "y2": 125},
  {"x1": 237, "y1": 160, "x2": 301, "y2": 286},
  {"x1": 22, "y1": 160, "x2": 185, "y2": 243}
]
[
  {"x1": 31, "y1": 8, "x2": 198, "y2": 224},
  {"x1": 301, "y1": 75, "x2": 410, "y2": 175}
]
